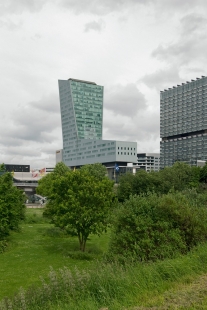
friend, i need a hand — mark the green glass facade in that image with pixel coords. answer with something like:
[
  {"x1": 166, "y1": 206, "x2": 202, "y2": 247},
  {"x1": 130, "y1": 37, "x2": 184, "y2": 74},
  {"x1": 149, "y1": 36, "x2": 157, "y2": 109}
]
[
  {"x1": 58, "y1": 78, "x2": 137, "y2": 168},
  {"x1": 71, "y1": 79, "x2": 103, "y2": 140},
  {"x1": 58, "y1": 78, "x2": 103, "y2": 149}
]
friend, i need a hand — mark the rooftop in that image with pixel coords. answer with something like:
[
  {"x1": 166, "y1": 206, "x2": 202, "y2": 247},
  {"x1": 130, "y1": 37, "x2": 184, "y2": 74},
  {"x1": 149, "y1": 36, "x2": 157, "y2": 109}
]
[{"x1": 68, "y1": 78, "x2": 96, "y2": 85}]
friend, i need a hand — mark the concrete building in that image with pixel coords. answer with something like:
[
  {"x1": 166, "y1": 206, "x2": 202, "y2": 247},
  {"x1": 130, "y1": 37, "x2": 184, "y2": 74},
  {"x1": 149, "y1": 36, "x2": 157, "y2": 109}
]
[
  {"x1": 137, "y1": 153, "x2": 160, "y2": 172},
  {"x1": 58, "y1": 78, "x2": 137, "y2": 179},
  {"x1": 160, "y1": 76, "x2": 207, "y2": 168},
  {"x1": 2, "y1": 165, "x2": 53, "y2": 196},
  {"x1": 56, "y1": 149, "x2": 63, "y2": 163}
]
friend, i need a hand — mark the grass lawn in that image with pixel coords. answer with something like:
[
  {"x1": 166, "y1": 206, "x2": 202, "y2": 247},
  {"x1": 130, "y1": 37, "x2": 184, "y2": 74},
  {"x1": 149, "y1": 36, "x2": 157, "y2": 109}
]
[
  {"x1": 2, "y1": 209, "x2": 207, "y2": 309},
  {"x1": 0, "y1": 208, "x2": 110, "y2": 300}
]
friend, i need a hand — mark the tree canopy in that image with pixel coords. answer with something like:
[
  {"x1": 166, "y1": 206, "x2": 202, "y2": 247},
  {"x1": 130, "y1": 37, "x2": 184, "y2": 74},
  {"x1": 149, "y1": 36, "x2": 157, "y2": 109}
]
[
  {"x1": 36, "y1": 162, "x2": 70, "y2": 198},
  {"x1": 39, "y1": 163, "x2": 115, "y2": 251},
  {"x1": 0, "y1": 169, "x2": 25, "y2": 241},
  {"x1": 117, "y1": 162, "x2": 201, "y2": 201},
  {"x1": 79, "y1": 162, "x2": 107, "y2": 180}
]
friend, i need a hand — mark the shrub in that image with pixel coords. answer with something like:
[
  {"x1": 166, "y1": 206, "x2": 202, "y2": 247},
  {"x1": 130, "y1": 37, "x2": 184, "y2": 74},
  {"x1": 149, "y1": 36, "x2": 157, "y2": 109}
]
[
  {"x1": 0, "y1": 171, "x2": 25, "y2": 241},
  {"x1": 109, "y1": 192, "x2": 207, "y2": 261}
]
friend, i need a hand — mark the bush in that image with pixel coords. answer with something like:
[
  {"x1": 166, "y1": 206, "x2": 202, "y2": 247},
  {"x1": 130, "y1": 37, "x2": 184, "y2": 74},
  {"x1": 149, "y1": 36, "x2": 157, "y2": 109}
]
[
  {"x1": 109, "y1": 192, "x2": 207, "y2": 262},
  {"x1": 0, "y1": 172, "x2": 25, "y2": 241}
]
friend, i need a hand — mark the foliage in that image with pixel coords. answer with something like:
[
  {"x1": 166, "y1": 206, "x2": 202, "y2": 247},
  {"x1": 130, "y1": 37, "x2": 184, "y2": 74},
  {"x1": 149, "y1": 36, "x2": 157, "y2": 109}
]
[
  {"x1": 79, "y1": 162, "x2": 107, "y2": 180},
  {"x1": 36, "y1": 162, "x2": 70, "y2": 197},
  {"x1": 200, "y1": 162, "x2": 207, "y2": 183},
  {"x1": 0, "y1": 163, "x2": 6, "y2": 177},
  {"x1": 43, "y1": 167, "x2": 115, "y2": 251},
  {"x1": 117, "y1": 162, "x2": 201, "y2": 201},
  {"x1": 0, "y1": 170, "x2": 25, "y2": 241},
  {"x1": 0, "y1": 163, "x2": 5, "y2": 171},
  {"x1": 2, "y1": 243, "x2": 207, "y2": 309},
  {"x1": 109, "y1": 192, "x2": 207, "y2": 261},
  {"x1": 0, "y1": 209, "x2": 109, "y2": 301}
]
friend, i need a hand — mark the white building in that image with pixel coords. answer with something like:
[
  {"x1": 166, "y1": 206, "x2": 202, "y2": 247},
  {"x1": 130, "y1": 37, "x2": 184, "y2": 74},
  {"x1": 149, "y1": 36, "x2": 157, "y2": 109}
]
[{"x1": 137, "y1": 153, "x2": 160, "y2": 172}]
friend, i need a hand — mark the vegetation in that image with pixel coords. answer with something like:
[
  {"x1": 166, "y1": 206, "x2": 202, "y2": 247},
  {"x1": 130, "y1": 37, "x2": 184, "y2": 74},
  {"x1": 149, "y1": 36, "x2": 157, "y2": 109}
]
[
  {"x1": 36, "y1": 162, "x2": 70, "y2": 198},
  {"x1": 0, "y1": 208, "x2": 109, "y2": 301},
  {"x1": 117, "y1": 162, "x2": 201, "y2": 202},
  {"x1": 109, "y1": 191, "x2": 207, "y2": 261},
  {"x1": 38, "y1": 163, "x2": 115, "y2": 251},
  {"x1": 44, "y1": 171, "x2": 115, "y2": 251},
  {"x1": 79, "y1": 162, "x2": 107, "y2": 180},
  {"x1": 1, "y1": 239, "x2": 207, "y2": 309},
  {"x1": 0, "y1": 164, "x2": 25, "y2": 252},
  {"x1": 2, "y1": 161, "x2": 207, "y2": 308}
]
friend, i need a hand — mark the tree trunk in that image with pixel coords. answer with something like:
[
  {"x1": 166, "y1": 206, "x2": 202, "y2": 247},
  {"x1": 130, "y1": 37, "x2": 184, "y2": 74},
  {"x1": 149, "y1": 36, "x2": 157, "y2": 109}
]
[{"x1": 78, "y1": 232, "x2": 87, "y2": 252}]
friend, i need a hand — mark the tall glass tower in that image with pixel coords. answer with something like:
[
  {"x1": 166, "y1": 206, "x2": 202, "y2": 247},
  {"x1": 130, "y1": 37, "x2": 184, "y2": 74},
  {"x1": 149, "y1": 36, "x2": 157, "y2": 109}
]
[
  {"x1": 57, "y1": 78, "x2": 137, "y2": 168},
  {"x1": 58, "y1": 78, "x2": 103, "y2": 149},
  {"x1": 160, "y1": 76, "x2": 207, "y2": 168}
]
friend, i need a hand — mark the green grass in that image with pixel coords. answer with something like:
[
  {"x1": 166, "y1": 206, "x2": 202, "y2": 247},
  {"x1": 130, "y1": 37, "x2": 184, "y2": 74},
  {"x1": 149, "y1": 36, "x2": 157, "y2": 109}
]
[
  {"x1": 2, "y1": 243, "x2": 207, "y2": 309},
  {"x1": 2, "y1": 208, "x2": 207, "y2": 309},
  {"x1": 0, "y1": 208, "x2": 109, "y2": 300}
]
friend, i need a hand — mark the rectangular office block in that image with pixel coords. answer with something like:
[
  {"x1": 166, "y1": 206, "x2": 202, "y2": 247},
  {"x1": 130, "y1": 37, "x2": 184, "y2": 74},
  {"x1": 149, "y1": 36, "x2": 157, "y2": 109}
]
[{"x1": 160, "y1": 76, "x2": 207, "y2": 168}]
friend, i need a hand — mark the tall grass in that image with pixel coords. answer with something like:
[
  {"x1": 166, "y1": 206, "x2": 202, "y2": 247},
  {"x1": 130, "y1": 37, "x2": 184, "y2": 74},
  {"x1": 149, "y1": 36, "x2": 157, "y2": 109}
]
[{"x1": 1, "y1": 242, "x2": 207, "y2": 310}]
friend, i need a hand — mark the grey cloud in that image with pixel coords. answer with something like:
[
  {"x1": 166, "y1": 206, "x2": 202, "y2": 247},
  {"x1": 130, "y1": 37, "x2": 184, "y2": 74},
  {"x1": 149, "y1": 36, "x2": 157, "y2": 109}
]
[
  {"x1": 5, "y1": 146, "x2": 40, "y2": 157},
  {"x1": 31, "y1": 93, "x2": 60, "y2": 114},
  {"x1": 152, "y1": 13, "x2": 207, "y2": 67},
  {"x1": 141, "y1": 67, "x2": 182, "y2": 91},
  {"x1": 0, "y1": 0, "x2": 148, "y2": 17},
  {"x1": 0, "y1": 18, "x2": 22, "y2": 30},
  {"x1": 104, "y1": 84, "x2": 147, "y2": 117},
  {"x1": 84, "y1": 19, "x2": 105, "y2": 32},
  {"x1": 180, "y1": 14, "x2": 207, "y2": 36},
  {"x1": 0, "y1": 94, "x2": 61, "y2": 146},
  {"x1": 103, "y1": 109, "x2": 160, "y2": 147},
  {"x1": 0, "y1": 0, "x2": 48, "y2": 16},
  {"x1": 58, "y1": 0, "x2": 207, "y2": 17},
  {"x1": 1, "y1": 0, "x2": 207, "y2": 18},
  {"x1": 155, "y1": 0, "x2": 207, "y2": 13},
  {"x1": 59, "y1": 0, "x2": 149, "y2": 16}
]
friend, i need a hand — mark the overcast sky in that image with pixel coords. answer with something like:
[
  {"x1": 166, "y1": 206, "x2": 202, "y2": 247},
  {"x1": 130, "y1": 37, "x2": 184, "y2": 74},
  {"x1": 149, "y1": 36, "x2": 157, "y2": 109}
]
[{"x1": 1, "y1": 0, "x2": 207, "y2": 168}]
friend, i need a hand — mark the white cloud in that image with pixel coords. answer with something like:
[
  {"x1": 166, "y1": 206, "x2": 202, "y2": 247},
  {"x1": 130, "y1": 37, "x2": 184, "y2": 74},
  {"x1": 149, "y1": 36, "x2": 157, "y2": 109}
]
[{"x1": 0, "y1": 0, "x2": 207, "y2": 167}]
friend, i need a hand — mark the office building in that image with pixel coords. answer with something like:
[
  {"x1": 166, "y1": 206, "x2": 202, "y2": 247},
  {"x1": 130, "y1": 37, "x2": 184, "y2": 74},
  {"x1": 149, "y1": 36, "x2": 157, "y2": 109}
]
[
  {"x1": 58, "y1": 78, "x2": 137, "y2": 174},
  {"x1": 160, "y1": 76, "x2": 207, "y2": 168},
  {"x1": 137, "y1": 153, "x2": 160, "y2": 172},
  {"x1": 56, "y1": 149, "x2": 63, "y2": 164},
  {"x1": 4, "y1": 164, "x2": 30, "y2": 172}
]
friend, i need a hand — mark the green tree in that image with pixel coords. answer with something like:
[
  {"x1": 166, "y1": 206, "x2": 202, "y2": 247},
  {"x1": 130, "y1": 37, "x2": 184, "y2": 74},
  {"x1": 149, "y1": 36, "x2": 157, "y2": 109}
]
[
  {"x1": 117, "y1": 172, "x2": 134, "y2": 202},
  {"x1": 0, "y1": 170, "x2": 25, "y2": 241},
  {"x1": 0, "y1": 163, "x2": 6, "y2": 177},
  {"x1": 37, "y1": 162, "x2": 70, "y2": 198},
  {"x1": 200, "y1": 162, "x2": 207, "y2": 183},
  {"x1": 43, "y1": 168, "x2": 115, "y2": 251},
  {"x1": 117, "y1": 169, "x2": 163, "y2": 202},
  {"x1": 80, "y1": 163, "x2": 107, "y2": 180},
  {"x1": 160, "y1": 162, "x2": 200, "y2": 192}
]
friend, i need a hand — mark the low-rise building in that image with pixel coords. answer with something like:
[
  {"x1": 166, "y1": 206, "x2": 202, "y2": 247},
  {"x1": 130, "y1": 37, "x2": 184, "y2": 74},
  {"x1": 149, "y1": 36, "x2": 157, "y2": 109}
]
[{"x1": 137, "y1": 153, "x2": 160, "y2": 172}]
